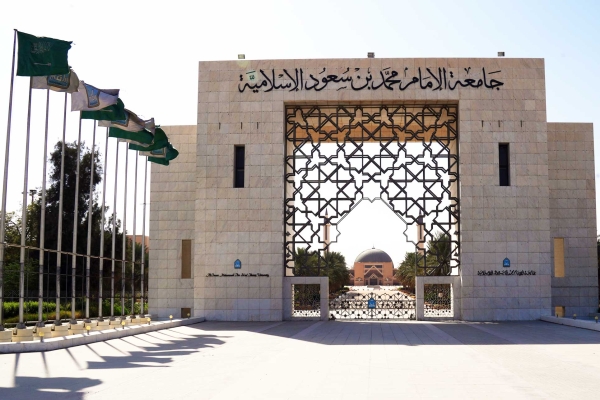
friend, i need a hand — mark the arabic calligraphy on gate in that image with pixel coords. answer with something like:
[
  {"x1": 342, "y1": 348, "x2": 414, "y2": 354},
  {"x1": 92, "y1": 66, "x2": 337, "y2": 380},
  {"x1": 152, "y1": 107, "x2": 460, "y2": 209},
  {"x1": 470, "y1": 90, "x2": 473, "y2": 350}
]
[{"x1": 238, "y1": 66, "x2": 504, "y2": 93}]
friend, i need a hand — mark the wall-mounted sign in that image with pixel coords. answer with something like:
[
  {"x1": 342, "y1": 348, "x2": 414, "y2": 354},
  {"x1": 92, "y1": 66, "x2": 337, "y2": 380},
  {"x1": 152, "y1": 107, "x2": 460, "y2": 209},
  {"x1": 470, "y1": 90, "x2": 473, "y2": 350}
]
[
  {"x1": 234, "y1": 259, "x2": 242, "y2": 269},
  {"x1": 477, "y1": 270, "x2": 536, "y2": 276},
  {"x1": 503, "y1": 258, "x2": 510, "y2": 268},
  {"x1": 239, "y1": 67, "x2": 504, "y2": 94},
  {"x1": 368, "y1": 298, "x2": 376, "y2": 309}
]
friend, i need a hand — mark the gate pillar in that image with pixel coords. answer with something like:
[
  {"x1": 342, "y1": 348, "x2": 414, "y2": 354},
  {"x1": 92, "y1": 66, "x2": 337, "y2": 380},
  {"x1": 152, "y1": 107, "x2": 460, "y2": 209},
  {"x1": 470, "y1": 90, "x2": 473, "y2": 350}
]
[
  {"x1": 283, "y1": 277, "x2": 329, "y2": 321},
  {"x1": 416, "y1": 276, "x2": 461, "y2": 320}
]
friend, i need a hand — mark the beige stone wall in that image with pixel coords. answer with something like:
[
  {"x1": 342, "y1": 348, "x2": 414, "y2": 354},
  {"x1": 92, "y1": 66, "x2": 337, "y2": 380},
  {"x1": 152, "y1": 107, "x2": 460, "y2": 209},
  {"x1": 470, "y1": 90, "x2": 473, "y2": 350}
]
[
  {"x1": 548, "y1": 123, "x2": 598, "y2": 316},
  {"x1": 458, "y1": 59, "x2": 551, "y2": 320},
  {"x1": 192, "y1": 57, "x2": 553, "y2": 321},
  {"x1": 148, "y1": 125, "x2": 196, "y2": 318},
  {"x1": 137, "y1": 56, "x2": 598, "y2": 321}
]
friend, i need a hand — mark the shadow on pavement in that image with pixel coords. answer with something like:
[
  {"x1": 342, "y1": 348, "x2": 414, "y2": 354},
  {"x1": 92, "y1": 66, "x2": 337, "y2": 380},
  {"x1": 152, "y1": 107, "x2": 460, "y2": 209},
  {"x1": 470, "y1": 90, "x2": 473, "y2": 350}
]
[
  {"x1": 4, "y1": 376, "x2": 102, "y2": 400},
  {"x1": 250, "y1": 320, "x2": 600, "y2": 346},
  {"x1": 0, "y1": 323, "x2": 227, "y2": 398}
]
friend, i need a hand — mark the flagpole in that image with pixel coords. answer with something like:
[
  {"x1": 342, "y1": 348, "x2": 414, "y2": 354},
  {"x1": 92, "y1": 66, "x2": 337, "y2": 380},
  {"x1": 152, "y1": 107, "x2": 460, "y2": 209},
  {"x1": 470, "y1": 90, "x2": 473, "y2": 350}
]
[
  {"x1": 37, "y1": 89, "x2": 50, "y2": 327},
  {"x1": 17, "y1": 77, "x2": 33, "y2": 329},
  {"x1": 84, "y1": 121, "x2": 96, "y2": 321},
  {"x1": 54, "y1": 92, "x2": 68, "y2": 327},
  {"x1": 131, "y1": 151, "x2": 138, "y2": 315},
  {"x1": 98, "y1": 128, "x2": 108, "y2": 320},
  {"x1": 121, "y1": 146, "x2": 128, "y2": 317},
  {"x1": 70, "y1": 113, "x2": 82, "y2": 324},
  {"x1": 110, "y1": 140, "x2": 119, "y2": 319},
  {"x1": 0, "y1": 29, "x2": 17, "y2": 331},
  {"x1": 140, "y1": 157, "x2": 147, "y2": 317}
]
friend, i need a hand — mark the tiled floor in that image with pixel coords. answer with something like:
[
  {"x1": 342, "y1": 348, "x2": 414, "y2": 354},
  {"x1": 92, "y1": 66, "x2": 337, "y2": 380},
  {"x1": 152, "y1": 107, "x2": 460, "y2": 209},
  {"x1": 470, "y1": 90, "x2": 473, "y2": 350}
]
[{"x1": 1, "y1": 320, "x2": 599, "y2": 399}]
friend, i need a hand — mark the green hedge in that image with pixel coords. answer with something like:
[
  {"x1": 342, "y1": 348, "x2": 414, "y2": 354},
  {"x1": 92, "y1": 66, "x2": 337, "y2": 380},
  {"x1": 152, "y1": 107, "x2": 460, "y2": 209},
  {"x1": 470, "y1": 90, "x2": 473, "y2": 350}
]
[
  {"x1": 3, "y1": 300, "x2": 148, "y2": 320},
  {"x1": 3, "y1": 301, "x2": 57, "y2": 318}
]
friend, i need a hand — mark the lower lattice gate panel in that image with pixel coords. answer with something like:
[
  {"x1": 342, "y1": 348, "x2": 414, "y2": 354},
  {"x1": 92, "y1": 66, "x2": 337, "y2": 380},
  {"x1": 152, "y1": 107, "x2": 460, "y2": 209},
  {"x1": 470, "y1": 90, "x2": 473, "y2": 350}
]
[{"x1": 329, "y1": 292, "x2": 416, "y2": 320}]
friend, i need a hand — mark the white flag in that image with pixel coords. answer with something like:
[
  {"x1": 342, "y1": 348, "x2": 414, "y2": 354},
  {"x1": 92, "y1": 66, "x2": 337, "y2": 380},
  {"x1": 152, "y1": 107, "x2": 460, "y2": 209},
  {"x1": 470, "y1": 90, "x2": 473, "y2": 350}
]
[
  {"x1": 99, "y1": 109, "x2": 145, "y2": 132},
  {"x1": 144, "y1": 118, "x2": 155, "y2": 134},
  {"x1": 100, "y1": 113, "x2": 155, "y2": 134},
  {"x1": 32, "y1": 69, "x2": 79, "y2": 93},
  {"x1": 71, "y1": 81, "x2": 119, "y2": 111}
]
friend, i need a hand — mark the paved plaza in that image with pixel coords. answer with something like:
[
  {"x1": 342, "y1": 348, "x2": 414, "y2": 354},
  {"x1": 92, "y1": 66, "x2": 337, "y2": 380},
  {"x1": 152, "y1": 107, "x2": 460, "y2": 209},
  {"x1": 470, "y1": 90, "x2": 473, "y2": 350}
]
[{"x1": 0, "y1": 320, "x2": 599, "y2": 399}]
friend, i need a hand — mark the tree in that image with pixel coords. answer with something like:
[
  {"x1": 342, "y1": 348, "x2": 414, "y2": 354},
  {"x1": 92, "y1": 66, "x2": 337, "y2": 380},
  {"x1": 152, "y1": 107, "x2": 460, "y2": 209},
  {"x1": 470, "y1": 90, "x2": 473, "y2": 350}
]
[
  {"x1": 293, "y1": 248, "x2": 349, "y2": 293},
  {"x1": 395, "y1": 232, "x2": 453, "y2": 292},
  {"x1": 426, "y1": 232, "x2": 452, "y2": 276},
  {"x1": 323, "y1": 251, "x2": 349, "y2": 292},
  {"x1": 2, "y1": 140, "x2": 130, "y2": 309},
  {"x1": 395, "y1": 251, "x2": 422, "y2": 292},
  {"x1": 1, "y1": 212, "x2": 37, "y2": 300}
]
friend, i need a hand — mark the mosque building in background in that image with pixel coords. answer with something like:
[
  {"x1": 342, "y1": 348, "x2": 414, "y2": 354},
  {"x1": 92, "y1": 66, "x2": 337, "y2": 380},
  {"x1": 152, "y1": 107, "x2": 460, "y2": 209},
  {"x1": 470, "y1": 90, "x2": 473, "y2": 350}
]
[{"x1": 348, "y1": 248, "x2": 397, "y2": 286}]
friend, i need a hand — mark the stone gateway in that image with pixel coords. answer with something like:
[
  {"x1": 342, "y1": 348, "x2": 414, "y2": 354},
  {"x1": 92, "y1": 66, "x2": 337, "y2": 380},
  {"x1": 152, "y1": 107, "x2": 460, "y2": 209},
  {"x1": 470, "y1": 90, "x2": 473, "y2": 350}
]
[{"x1": 149, "y1": 57, "x2": 598, "y2": 322}]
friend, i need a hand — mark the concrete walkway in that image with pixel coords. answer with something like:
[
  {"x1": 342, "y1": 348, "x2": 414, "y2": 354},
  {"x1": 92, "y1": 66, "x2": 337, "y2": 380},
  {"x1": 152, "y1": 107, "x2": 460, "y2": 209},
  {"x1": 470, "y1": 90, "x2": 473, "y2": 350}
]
[{"x1": 1, "y1": 320, "x2": 600, "y2": 399}]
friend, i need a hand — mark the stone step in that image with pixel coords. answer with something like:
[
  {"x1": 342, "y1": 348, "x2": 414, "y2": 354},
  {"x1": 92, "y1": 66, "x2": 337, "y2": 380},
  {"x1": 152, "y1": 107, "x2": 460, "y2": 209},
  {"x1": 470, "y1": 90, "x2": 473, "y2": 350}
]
[
  {"x1": 50, "y1": 325, "x2": 70, "y2": 338},
  {"x1": 92, "y1": 321, "x2": 112, "y2": 331},
  {"x1": 13, "y1": 328, "x2": 34, "y2": 337},
  {"x1": 12, "y1": 329, "x2": 33, "y2": 343},
  {"x1": 32, "y1": 326, "x2": 53, "y2": 341},
  {"x1": 68, "y1": 323, "x2": 86, "y2": 336},
  {"x1": 0, "y1": 330, "x2": 13, "y2": 343}
]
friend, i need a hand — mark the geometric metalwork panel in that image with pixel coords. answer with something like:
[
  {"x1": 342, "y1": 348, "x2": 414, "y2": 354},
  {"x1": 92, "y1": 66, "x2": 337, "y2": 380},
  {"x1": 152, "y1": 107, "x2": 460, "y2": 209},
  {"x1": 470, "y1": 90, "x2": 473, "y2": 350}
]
[
  {"x1": 292, "y1": 284, "x2": 321, "y2": 318},
  {"x1": 285, "y1": 104, "x2": 460, "y2": 277},
  {"x1": 329, "y1": 291, "x2": 416, "y2": 320},
  {"x1": 423, "y1": 284, "x2": 453, "y2": 317}
]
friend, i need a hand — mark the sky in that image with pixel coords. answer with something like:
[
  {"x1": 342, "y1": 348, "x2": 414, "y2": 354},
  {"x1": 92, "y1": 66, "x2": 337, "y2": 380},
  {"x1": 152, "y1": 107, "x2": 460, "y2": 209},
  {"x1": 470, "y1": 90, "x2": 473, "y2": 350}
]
[{"x1": 0, "y1": 0, "x2": 599, "y2": 267}]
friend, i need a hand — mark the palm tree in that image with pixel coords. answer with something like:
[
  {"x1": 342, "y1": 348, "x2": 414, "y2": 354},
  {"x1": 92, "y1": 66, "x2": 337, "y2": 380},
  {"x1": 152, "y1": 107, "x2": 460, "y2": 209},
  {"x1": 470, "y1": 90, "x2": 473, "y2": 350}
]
[
  {"x1": 323, "y1": 251, "x2": 349, "y2": 292},
  {"x1": 293, "y1": 247, "x2": 317, "y2": 276},
  {"x1": 293, "y1": 248, "x2": 348, "y2": 293},
  {"x1": 395, "y1": 231, "x2": 453, "y2": 290},
  {"x1": 426, "y1": 232, "x2": 452, "y2": 276},
  {"x1": 395, "y1": 251, "x2": 422, "y2": 291}
]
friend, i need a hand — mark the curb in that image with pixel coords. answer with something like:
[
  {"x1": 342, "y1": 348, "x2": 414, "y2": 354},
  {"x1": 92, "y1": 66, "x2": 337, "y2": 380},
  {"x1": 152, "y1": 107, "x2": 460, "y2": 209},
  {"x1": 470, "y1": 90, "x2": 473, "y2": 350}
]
[
  {"x1": 540, "y1": 316, "x2": 600, "y2": 333},
  {"x1": 0, "y1": 317, "x2": 205, "y2": 354}
]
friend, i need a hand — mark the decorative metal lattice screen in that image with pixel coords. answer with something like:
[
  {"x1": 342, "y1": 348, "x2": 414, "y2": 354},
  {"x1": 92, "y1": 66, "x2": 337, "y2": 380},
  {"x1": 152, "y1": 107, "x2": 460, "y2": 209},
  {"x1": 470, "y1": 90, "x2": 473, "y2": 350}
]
[
  {"x1": 329, "y1": 291, "x2": 416, "y2": 320},
  {"x1": 424, "y1": 283, "x2": 453, "y2": 317},
  {"x1": 292, "y1": 284, "x2": 321, "y2": 318},
  {"x1": 285, "y1": 105, "x2": 460, "y2": 277}
]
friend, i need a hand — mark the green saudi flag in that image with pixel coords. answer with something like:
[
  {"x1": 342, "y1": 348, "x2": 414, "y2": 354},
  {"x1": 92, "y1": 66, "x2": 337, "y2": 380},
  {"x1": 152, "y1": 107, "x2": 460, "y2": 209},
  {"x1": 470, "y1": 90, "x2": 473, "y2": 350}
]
[
  {"x1": 109, "y1": 127, "x2": 154, "y2": 144},
  {"x1": 129, "y1": 127, "x2": 169, "y2": 151},
  {"x1": 148, "y1": 156, "x2": 170, "y2": 166},
  {"x1": 81, "y1": 99, "x2": 126, "y2": 121},
  {"x1": 142, "y1": 143, "x2": 179, "y2": 166},
  {"x1": 16, "y1": 31, "x2": 72, "y2": 76}
]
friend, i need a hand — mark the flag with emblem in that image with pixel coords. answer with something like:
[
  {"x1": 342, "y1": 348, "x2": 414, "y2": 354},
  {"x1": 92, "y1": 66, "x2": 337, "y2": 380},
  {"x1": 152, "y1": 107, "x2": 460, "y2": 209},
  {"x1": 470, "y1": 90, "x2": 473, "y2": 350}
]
[
  {"x1": 32, "y1": 68, "x2": 79, "y2": 93},
  {"x1": 71, "y1": 81, "x2": 119, "y2": 112},
  {"x1": 100, "y1": 112, "x2": 155, "y2": 134},
  {"x1": 16, "y1": 31, "x2": 72, "y2": 76},
  {"x1": 142, "y1": 143, "x2": 179, "y2": 166},
  {"x1": 109, "y1": 127, "x2": 154, "y2": 145},
  {"x1": 81, "y1": 98, "x2": 126, "y2": 121},
  {"x1": 129, "y1": 127, "x2": 168, "y2": 151}
]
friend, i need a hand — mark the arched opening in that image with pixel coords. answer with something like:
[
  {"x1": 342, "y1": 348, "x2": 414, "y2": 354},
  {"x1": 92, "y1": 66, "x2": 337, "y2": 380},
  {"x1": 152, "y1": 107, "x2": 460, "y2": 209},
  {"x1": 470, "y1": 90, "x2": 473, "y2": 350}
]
[{"x1": 284, "y1": 104, "x2": 459, "y2": 319}]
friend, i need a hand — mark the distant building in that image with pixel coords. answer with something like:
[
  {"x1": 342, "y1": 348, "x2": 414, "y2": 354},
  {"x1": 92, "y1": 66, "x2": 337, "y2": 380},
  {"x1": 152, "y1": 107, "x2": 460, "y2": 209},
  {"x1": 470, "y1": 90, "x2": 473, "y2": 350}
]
[
  {"x1": 349, "y1": 248, "x2": 397, "y2": 286},
  {"x1": 127, "y1": 235, "x2": 150, "y2": 250}
]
